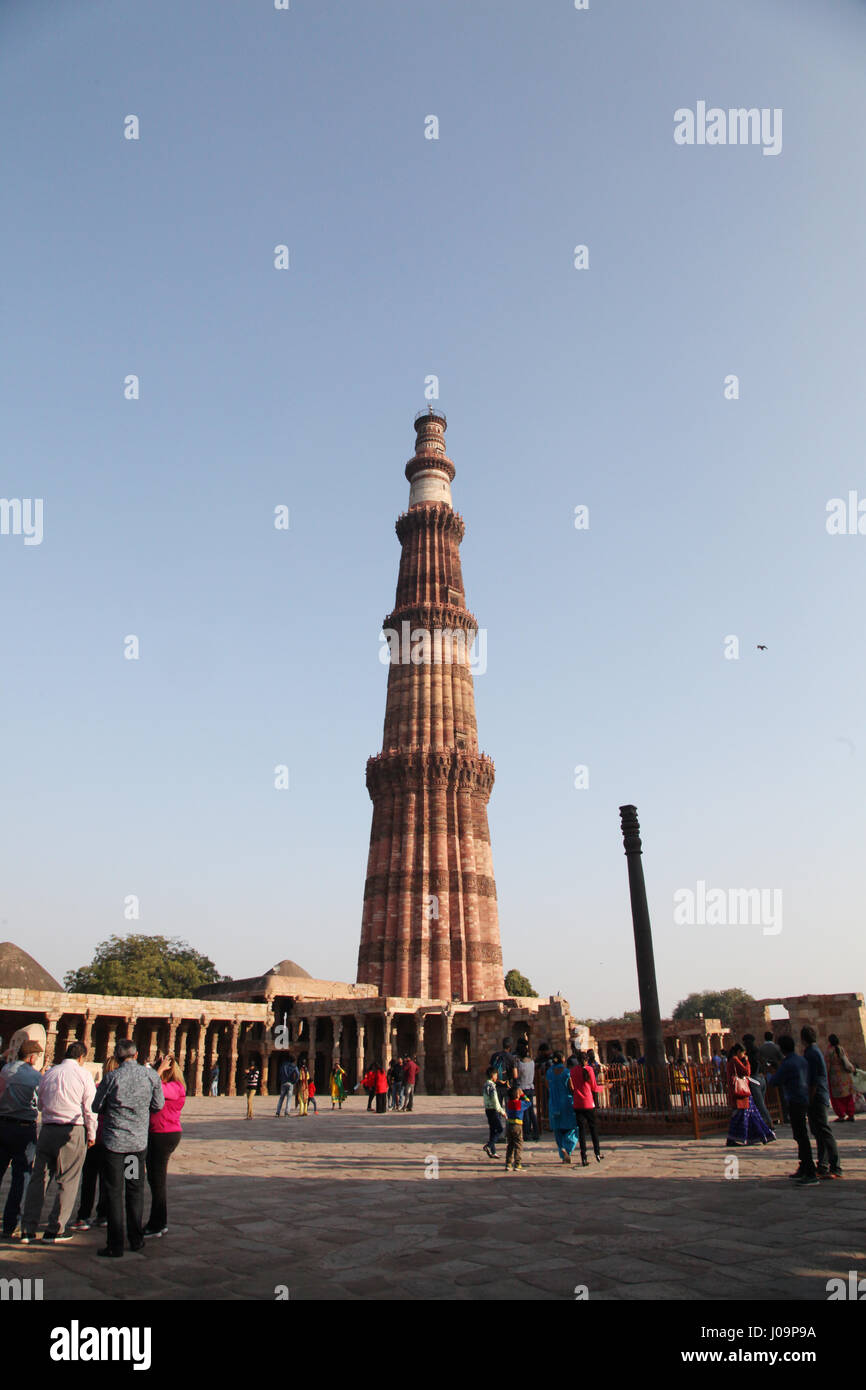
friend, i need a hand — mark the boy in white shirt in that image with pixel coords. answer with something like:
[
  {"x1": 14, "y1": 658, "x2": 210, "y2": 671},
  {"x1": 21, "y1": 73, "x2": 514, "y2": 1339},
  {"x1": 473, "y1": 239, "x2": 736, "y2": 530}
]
[{"x1": 482, "y1": 1067, "x2": 505, "y2": 1159}]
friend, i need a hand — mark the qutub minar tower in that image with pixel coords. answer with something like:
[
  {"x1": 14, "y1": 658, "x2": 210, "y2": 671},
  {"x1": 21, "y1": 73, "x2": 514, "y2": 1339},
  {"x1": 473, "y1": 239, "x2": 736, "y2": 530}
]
[{"x1": 357, "y1": 409, "x2": 505, "y2": 1002}]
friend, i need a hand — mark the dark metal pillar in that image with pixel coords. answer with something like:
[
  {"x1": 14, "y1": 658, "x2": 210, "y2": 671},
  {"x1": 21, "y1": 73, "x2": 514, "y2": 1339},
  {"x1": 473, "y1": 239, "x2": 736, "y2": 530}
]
[{"x1": 619, "y1": 805, "x2": 667, "y2": 1074}]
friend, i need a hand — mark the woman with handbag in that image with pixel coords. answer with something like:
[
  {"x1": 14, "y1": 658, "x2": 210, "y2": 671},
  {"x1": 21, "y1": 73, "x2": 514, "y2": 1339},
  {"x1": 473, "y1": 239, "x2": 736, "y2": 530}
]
[
  {"x1": 726, "y1": 1043, "x2": 775, "y2": 1147},
  {"x1": 825, "y1": 1034, "x2": 857, "y2": 1122}
]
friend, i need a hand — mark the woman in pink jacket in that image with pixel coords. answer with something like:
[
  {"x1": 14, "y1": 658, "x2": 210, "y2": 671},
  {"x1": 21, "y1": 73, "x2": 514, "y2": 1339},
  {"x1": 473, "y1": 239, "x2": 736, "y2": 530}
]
[
  {"x1": 144, "y1": 1055, "x2": 186, "y2": 1237},
  {"x1": 570, "y1": 1050, "x2": 603, "y2": 1166}
]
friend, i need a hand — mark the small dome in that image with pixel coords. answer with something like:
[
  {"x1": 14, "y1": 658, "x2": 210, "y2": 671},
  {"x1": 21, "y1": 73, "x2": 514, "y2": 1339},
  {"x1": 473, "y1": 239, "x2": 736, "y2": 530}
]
[
  {"x1": 267, "y1": 959, "x2": 313, "y2": 980},
  {"x1": 0, "y1": 942, "x2": 63, "y2": 992}
]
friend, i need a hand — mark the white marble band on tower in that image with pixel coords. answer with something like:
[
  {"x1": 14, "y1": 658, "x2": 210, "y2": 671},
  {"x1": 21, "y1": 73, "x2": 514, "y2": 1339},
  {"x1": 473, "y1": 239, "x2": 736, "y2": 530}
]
[{"x1": 409, "y1": 470, "x2": 453, "y2": 507}]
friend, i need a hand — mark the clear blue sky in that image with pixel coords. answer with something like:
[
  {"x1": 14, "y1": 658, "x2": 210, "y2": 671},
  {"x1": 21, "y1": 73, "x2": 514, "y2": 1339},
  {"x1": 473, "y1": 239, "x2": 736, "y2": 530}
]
[{"x1": 2, "y1": 0, "x2": 865, "y2": 1019}]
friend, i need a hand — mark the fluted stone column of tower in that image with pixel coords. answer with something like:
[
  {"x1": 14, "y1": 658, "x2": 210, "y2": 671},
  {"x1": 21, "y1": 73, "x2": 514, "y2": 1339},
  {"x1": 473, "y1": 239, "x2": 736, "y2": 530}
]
[{"x1": 357, "y1": 410, "x2": 505, "y2": 1002}]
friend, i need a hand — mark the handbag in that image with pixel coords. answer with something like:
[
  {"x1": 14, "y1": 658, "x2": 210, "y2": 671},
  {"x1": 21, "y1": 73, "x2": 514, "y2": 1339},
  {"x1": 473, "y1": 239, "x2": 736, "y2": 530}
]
[
  {"x1": 850, "y1": 1067, "x2": 866, "y2": 1094},
  {"x1": 732, "y1": 1074, "x2": 750, "y2": 1097}
]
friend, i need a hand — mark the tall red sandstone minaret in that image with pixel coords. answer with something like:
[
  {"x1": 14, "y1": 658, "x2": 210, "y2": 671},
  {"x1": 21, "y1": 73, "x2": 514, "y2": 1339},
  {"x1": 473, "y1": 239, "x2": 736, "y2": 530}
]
[{"x1": 357, "y1": 409, "x2": 504, "y2": 1002}]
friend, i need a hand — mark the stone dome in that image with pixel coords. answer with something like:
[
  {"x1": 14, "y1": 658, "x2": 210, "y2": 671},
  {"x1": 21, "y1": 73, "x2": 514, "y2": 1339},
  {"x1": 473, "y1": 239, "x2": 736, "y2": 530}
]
[
  {"x1": 0, "y1": 942, "x2": 63, "y2": 992},
  {"x1": 267, "y1": 959, "x2": 313, "y2": 980}
]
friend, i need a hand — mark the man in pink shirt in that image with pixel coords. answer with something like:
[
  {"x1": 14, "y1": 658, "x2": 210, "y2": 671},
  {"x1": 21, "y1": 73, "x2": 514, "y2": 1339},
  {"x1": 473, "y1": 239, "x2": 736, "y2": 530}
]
[
  {"x1": 402, "y1": 1056, "x2": 420, "y2": 1111},
  {"x1": 19, "y1": 1041, "x2": 96, "y2": 1244}
]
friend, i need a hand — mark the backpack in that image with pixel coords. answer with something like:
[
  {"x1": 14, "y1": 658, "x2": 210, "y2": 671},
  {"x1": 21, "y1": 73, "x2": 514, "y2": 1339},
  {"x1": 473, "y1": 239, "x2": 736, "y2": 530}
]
[{"x1": 493, "y1": 1052, "x2": 510, "y2": 1082}]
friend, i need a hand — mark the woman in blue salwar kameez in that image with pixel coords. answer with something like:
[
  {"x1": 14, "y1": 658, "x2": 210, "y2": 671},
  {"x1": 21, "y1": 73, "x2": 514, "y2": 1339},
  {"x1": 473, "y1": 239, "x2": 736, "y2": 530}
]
[{"x1": 546, "y1": 1053, "x2": 579, "y2": 1163}]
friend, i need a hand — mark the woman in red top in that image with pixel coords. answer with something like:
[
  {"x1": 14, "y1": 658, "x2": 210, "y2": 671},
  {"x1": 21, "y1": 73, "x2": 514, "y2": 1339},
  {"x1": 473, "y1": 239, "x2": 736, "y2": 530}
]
[
  {"x1": 570, "y1": 1051, "x2": 603, "y2": 1166},
  {"x1": 726, "y1": 1043, "x2": 774, "y2": 1147},
  {"x1": 362, "y1": 1068, "x2": 375, "y2": 1111},
  {"x1": 372, "y1": 1062, "x2": 388, "y2": 1114},
  {"x1": 144, "y1": 1055, "x2": 186, "y2": 1237}
]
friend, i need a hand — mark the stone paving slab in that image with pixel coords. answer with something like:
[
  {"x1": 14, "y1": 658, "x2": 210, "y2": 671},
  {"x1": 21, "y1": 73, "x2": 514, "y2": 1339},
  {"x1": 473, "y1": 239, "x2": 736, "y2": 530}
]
[{"x1": 1, "y1": 1096, "x2": 864, "y2": 1301}]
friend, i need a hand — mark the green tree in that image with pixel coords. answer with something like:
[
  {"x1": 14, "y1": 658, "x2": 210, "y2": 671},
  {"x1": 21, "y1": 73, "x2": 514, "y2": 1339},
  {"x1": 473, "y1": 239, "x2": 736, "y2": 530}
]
[
  {"x1": 504, "y1": 968, "x2": 538, "y2": 998},
  {"x1": 64, "y1": 934, "x2": 229, "y2": 998},
  {"x1": 672, "y1": 988, "x2": 754, "y2": 1029}
]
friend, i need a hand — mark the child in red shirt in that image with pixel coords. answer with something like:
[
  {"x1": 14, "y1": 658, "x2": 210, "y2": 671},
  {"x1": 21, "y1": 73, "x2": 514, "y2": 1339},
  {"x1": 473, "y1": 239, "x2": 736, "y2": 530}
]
[{"x1": 504, "y1": 1084, "x2": 530, "y2": 1170}]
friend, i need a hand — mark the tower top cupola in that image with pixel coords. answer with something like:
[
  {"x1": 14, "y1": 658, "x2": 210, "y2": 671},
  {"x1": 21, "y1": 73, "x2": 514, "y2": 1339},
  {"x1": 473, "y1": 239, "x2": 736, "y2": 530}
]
[{"x1": 405, "y1": 406, "x2": 455, "y2": 507}]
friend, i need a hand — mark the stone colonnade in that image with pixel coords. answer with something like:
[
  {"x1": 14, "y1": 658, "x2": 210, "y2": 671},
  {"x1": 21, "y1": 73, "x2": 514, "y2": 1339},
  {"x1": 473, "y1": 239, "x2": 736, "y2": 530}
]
[
  {"x1": 1, "y1": 989, "x2": 573, "y2": 1098},
  {"x1": 0, "y1": 990, "x2": 270, "y2": 1097},
  {"x1": 247, "y1": 997, "x2": 573, "y2": 1097}
]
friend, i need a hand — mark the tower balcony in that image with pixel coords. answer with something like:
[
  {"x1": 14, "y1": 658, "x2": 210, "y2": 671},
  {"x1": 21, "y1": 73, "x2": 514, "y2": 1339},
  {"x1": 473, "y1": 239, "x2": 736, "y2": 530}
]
[{"x1": 365, "y1": 747, "x2": 496, "y2": 799}]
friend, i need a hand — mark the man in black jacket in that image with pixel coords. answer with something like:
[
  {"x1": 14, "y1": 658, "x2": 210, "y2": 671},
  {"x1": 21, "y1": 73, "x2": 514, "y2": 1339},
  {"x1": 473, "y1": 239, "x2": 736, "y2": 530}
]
[{"x1": 275, "y1": 1055, "x2": 299, "y2": 1117}]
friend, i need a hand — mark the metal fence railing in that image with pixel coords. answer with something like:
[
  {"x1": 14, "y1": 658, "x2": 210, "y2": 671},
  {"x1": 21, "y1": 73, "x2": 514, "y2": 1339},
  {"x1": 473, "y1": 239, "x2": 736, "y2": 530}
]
[{"x1": 535, "y1": 1061, "x2": 736, "y2": 1138}]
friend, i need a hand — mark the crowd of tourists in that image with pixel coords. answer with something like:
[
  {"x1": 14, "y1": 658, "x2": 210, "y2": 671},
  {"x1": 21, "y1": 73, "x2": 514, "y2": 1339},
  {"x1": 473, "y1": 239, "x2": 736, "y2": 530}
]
[
  {"x1": 482, "y1": 1035, "x2": 604, "y2": 1171},
  {"x1": 723, "y1": 1026, "x2": 861, "y2": 1184},
  {"x1": 252, "y1": 1052, "x2": 421, "y2": 1118},
  {"x1": 0, "y1": 1037, "x2": 185, "y2": 1257},
  {"x1": 477, "y1": 1026, "x2": 862, "y2": 1178},
  {"x1": 5, "y1": 1022, "x2": 856, "y2": 1244},
  {"x1": 362, "y1": 1056, "x2": 420, "y2": 1112}
]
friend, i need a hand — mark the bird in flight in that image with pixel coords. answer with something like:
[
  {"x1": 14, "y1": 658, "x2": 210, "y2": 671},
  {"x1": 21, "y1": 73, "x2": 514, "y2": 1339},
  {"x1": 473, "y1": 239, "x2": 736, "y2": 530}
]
[{"x1": 757, "y1": 644, "x2": 768, "y2": 650}]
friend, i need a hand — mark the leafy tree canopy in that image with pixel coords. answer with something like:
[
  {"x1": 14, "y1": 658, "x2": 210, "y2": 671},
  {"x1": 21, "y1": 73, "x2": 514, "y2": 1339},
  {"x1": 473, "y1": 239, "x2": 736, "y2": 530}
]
[
  {"x1": 504, "y1": 968, "x2": 538, "y2": 998},
  {"x1": 64, "y1": 934, "x2": 230, "y2": 999},
  {"x1": 672, "y1": 988, "x2": 754, "y2": 1028}
]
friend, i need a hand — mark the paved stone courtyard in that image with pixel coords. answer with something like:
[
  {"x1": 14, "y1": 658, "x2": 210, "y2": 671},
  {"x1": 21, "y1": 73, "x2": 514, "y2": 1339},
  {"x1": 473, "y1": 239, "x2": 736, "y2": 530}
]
[{"x1": 2, "y1": 1097, "x2": 864, "y2": 1301}]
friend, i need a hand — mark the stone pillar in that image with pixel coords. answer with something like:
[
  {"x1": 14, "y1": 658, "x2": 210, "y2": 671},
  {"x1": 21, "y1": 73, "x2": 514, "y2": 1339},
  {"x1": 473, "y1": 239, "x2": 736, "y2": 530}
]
[
  {"x1": 384, "y1": 1010, "x2": 395, "y2": 1060},
  {"x1": 167, "y1": 1015, "x2": 179, "y2": 1059},
  {"x1": 307, "y1": 1016, "x2": 317, "y2": 1072},
  {"x1": 414, "y1": 1011, "x2": 426, "y2": 1095},
  {"x1": 227, "y1": 1020, "x2": 239, "y2": 1097},
  {"x1": 193, "y1": 1017, "x2": 207, "y2": 1097},
  {"x1": 124, "y1": 1015, "x2": 138, "y2": 1048},
  {"x1": 81, "y1": 1012, "x2": 94, "y2": 1060},
  {"x1": 44, "y1": 1011, "x2": 61, "y2": 1067},
  {"x1": 174, "y1": 1024, "x2": 187, "y2": 1084},
  {"x1": 443, "y1": 1010, "x2": 454, "y2": 1094},
  {"x1": 208, "y1": 1022, "x2": 220, "y2": 1093},
  {"x1": 332, "y1": 1017, "x2": 343, "y2": 1064},
  {"x1": 469, "y1": 1009, "x2": 480, "y2": 1088},
  {"x1": 356, "y1": 1021, "x2": 366, "y2": 1084}
]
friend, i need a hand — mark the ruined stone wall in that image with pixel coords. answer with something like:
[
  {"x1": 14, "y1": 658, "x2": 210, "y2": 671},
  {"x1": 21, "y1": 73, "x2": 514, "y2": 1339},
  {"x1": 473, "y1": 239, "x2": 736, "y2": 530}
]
[
  {"x1": 454, "y1": 997, "x2": 574, "y2": 1094},
  {"x1": 591, "y1": 1017, "x2": 723, "y2": 1062},
  {"x1": 732, "y1": 993, "x2": 866, "y2": 1060},
  {"x1": 200, "y1": 975, "x2": 379, "y2": 1003}
]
